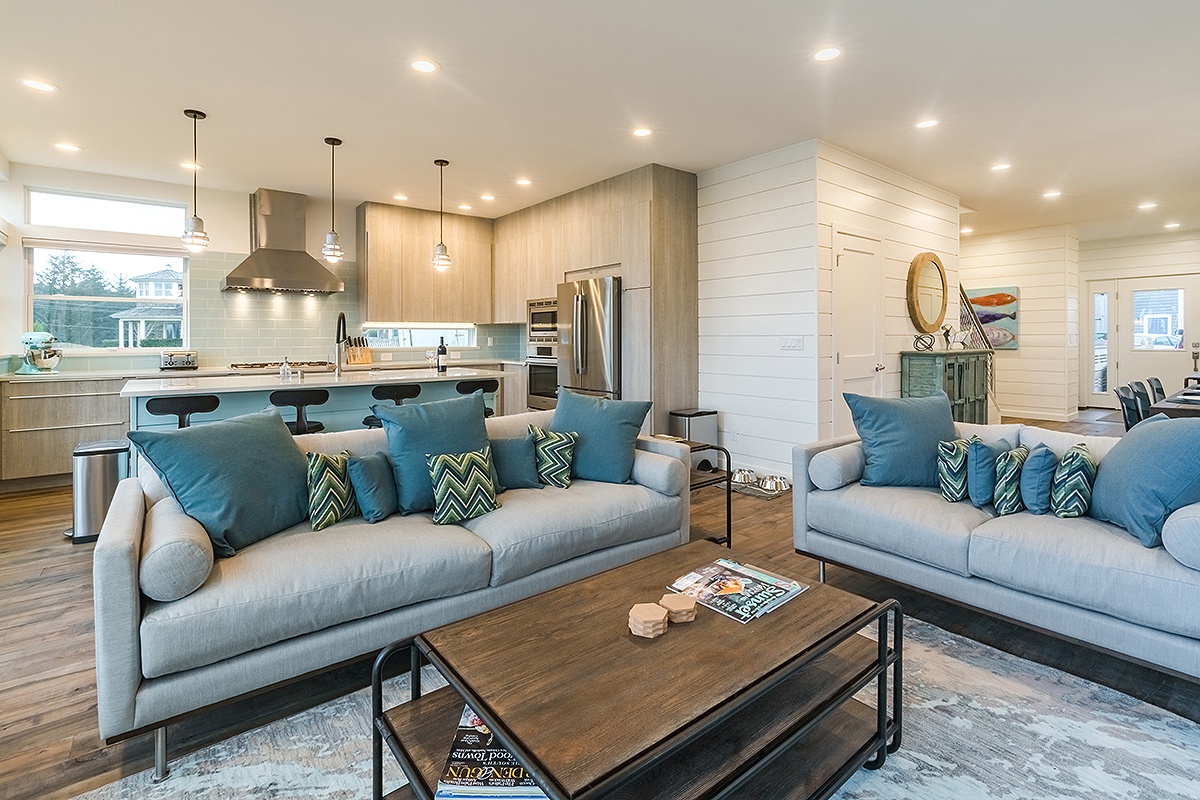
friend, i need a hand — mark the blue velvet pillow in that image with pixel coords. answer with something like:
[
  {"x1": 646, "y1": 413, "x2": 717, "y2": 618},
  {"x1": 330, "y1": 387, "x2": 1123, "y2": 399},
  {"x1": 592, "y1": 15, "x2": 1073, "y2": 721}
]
[
  {"x1": 374, "y1": 393, "x2": 490, "y2": 514},
  {"x1": 1090, "y1": 415, "x2": 1200, "y2": 547},
  {"x1": 843, "y1": 392, "x2": 956, "y2": 488},
  {"x1": 550, "y1": 389, "x2": 652, "y2": 484},
  {"x1": 490, "y1": 435, "x2": 542, "y2": 492},
  {"x1": 127, "y1": 408, "x2": 308, "y2": 557},
  {"x1": 347, "y1": 451, "x2": 399, "y2": 523},
  {"x1": 967, "y1": 437, "x2": 1011, "y2": 508},
  {"x1": 1019, "y1": 444, "x2": 1058, "y2": 515}
]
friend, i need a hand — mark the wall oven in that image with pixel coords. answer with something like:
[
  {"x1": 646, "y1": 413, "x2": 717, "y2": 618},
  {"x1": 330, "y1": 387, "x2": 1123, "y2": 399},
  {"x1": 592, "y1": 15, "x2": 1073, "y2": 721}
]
[
  {"x1": 527, "y1": 297, "x2": 558, "y2": 349},
  {"x1": 527, "y1": 297, "x2": 559, "y2": 409},
  {"x1": 526, "y1": 358, "x2": 558, "y2": 410}
]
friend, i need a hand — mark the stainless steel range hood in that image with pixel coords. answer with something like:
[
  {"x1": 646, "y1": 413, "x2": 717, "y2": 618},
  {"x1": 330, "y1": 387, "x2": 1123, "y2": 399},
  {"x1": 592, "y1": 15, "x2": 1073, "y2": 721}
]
[{"x1": 221, "y1": 188, "x2": 345, "y2": 294}]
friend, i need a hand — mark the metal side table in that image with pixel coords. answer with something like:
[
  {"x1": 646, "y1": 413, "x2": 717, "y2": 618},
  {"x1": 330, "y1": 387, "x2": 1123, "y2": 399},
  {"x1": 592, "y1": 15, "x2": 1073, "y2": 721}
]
[{"x1": 685, "y1": 440, "x2": 732, "y2": 548}]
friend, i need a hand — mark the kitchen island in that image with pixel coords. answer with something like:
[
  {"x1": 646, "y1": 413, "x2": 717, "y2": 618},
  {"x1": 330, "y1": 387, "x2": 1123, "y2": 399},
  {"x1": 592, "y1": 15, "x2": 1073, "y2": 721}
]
[{"x1": 121, "y1": 367, "x2": 507, "y2": 434}]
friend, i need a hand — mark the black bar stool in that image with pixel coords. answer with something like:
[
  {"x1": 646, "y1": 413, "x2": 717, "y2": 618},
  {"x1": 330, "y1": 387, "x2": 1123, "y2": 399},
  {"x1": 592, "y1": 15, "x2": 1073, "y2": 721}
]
[
  {"x1": 145, "y1": 395, "x2": 220, "y2": 429},
  {"x1": 455, "y1": 379, "x2": 500, "y2": 417},
  {"x1": 269, "y1": 389, "x2": 329, "y2": 435},
  {"x1": 363, "y1": 384, "x2": 423, "y2": 428}
]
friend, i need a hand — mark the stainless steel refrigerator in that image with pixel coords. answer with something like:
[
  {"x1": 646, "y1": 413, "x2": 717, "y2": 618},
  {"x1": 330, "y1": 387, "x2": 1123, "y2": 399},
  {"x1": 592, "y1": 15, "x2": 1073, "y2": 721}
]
[{"x1": 558, "y1": 276, "x2": 621, "y2": 400}]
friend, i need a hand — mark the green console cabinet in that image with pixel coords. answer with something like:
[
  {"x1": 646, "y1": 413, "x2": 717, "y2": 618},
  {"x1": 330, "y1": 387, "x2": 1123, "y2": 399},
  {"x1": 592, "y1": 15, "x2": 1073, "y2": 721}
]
[{"x1": 901, "y1": 349, "x2": 990, "y2": 424}]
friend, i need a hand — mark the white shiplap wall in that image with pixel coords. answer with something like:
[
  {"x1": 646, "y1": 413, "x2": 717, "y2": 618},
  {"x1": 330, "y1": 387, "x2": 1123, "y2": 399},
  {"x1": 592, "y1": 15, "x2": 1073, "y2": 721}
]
[{"x1": 960, "y1": 226, "x2": 1080, "y2": 421}]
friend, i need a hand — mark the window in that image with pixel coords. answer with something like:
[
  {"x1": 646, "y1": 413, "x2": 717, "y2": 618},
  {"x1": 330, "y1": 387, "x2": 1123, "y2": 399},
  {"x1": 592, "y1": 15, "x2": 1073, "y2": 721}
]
[
  {"x1": 29, "y1": 190, "x2": 185, "y2": 237},
  {"x1": 1093, "y1": 291, "x2": 1108, "y2": 392},
  {"x1": 1132, "y1": 289, "x2": 1184, "y2": 350},
  {"x1": 362, "y1": 326, "x2": 475, "y2": 349},
  {"x1": 31, "y1": 248, "x2": 185, "y2": 349}
]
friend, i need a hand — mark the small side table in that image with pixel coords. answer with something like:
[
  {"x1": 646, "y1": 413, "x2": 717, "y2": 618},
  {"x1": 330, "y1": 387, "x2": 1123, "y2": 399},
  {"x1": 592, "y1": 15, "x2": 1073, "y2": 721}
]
[{"x1": 684, "y1": 440, "x2": 732, "y2": 548}]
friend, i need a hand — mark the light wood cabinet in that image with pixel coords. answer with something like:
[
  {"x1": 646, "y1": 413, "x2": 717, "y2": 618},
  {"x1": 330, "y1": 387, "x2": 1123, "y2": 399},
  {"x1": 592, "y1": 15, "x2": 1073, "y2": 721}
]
[
  {"x1": 1, "y1": 378, "x2": 129, "y2": 479},
  {"x1": 357, "y1": 202, "x2": 494, "y2": 325},
  {"x1": 499, "y1": 363, "x2": 528, "y2": 415}
]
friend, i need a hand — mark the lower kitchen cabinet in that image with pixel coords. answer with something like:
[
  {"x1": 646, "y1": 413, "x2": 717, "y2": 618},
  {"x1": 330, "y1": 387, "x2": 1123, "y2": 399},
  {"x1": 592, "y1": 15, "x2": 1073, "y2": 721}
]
[
  {"x1": 499, "y1": 363, "x2": 528, "y2": 415},
  {"x1": 1, "y1": 378, "x2": 130, "y2": 479}
]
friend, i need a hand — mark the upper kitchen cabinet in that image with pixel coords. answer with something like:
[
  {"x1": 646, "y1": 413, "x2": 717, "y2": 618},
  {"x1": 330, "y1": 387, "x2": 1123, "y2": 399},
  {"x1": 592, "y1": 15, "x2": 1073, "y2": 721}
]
[{"x1": 356, "y1": 202, "x2": 494, "y2": 324}]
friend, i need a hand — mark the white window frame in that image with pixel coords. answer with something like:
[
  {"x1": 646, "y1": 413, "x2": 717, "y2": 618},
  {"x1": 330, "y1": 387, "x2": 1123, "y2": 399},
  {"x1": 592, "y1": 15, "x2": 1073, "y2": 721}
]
[{"x1": 27, "y1": 187, "x2": 187, "y2": 238}]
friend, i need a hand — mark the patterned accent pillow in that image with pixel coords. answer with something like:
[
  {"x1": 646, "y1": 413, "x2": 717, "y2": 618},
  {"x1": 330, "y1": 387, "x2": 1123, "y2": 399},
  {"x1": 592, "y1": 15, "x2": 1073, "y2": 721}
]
[
  {"x1": 307, "y1": 450, "x2": 360, "y2": 532},
  {"x1": 1050, "y1": 443, "x2": 1097, "y2": 518},
  {"x1": 529, "y1": 425, "x2": 578, "y2": 488},
  {"x1": 936, "y1": 436, "x2": 978, "y2": 502},
  {"x1": 993, "y1": 445, "x2": 1030, "y2": 516},
  {"x1": 426, "y1": 446, "x2": 500, "y2": 525}
]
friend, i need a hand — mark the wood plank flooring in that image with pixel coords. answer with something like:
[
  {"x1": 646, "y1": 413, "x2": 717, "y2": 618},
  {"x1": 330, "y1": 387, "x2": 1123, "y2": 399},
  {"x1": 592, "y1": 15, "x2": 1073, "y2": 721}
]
[{"x1": 1, "y1": 414, "x2": 1196, "y2": 799}]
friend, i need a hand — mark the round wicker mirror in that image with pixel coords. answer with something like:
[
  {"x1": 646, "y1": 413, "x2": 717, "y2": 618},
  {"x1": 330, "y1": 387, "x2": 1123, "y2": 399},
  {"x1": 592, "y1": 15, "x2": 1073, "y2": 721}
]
[{"x1": 906, "y1": 252, "x2": 947, "y2": 333}]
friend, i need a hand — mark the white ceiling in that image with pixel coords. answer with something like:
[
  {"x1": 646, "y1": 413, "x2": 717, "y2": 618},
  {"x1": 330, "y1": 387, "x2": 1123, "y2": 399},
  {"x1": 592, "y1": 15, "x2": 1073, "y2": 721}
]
[{"x1": 2, "y1": 0, "x2": 1198, "y2": 241}]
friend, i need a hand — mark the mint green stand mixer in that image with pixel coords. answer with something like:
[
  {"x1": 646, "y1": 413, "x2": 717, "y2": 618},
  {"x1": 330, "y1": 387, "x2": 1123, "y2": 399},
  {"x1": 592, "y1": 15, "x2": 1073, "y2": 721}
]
[{"x1": 15, "y1": 331, "x2": 62, "y2": 375}]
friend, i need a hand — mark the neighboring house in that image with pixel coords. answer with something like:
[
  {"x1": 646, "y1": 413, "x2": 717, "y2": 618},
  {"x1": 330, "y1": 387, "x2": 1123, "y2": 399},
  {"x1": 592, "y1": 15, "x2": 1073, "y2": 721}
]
[{"x1": 110, "y1": 268, "x2": 183, "y2": 347}]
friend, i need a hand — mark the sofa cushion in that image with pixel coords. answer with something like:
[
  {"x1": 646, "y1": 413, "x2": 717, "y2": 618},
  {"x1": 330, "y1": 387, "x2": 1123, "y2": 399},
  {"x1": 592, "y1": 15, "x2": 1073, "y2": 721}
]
[
  {"x1": 1019, "y1": 444, "x2": 1058, "y2": 515},
  {"x1": 844, "y1": 392, "x2": 956, "y2": 488},
  {"x1": 968, "y1": 512, "x2": 1200, "y2": 640},
  {"x1": 139, "y1": 515, "x2": 494, "y2": 678},
  {"x1": 427, "y1": 447, "x2": 501, "y2": 525},
  {"x1": 956, "y1": 422, "x2": 1023, "y2": 446},
  {"x1": 807, "y1": 484, "x2": 994, "y2": 576},
  {"x1": 1162, "y1": 505, "x2": 1200, "y2": 571},
  {"x1": 1050, "y1": 443, "x2": 1096, "y2": 519},
  {"x1": 993, "y1": 445, "x2": 1029, "y2": 516},
  {"x1": 347, "y1": 451, "x2": 399, "y2": 523},
  {"x1": 530, "y1": 425, "x2": 577, "y2": 488},
  {"x1": 490, "y1": 435, "x2": 542, "y2": 492},
  {"x1": 631, "y1": 449, "x2": 688, "y2": 497},
  {"x1": 1018, "y1": 426, "x2": 1120, "y2": 463},
  {"x1": 307, "y1": 450, "x2": 360, "y2": 532},
  {"x1": 809, "y1": 442, "x2": 865, "y2": 491},
  {"x1": 936, "y1": 437, "x2": 975, "y2": 502},
  {"x1": 461, "y1": 481, "x2": 683, "y2": 586},
  {"x1": 967, "y1": 438, "x2": 1011, "y2": 508},
  {"x1": 139, "y1": 498, "x2": 214, "y2": 602},
  {"x1": 551, "y1": 389, "x2": 651, "y2": 484}
]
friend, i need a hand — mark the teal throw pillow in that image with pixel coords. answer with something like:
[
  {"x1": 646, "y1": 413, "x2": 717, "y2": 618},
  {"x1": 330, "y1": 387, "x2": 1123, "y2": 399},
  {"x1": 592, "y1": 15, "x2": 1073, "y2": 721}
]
[
  {"x1": 1090, "y1": 416, "x2": 1200, "y2": 546},
  {"x1": 307, "y1": 450, "x2": 360, "y2": 531},
  {"x1": 347, "y1": 451, "x2": 398, "y2": 523},
  {"x1": 844, "y1": 392, "x2": 956, "y2": 488},
  {"x1": 551, "y1": 389, "x2": 652, "y2": 484},
  {"x1": 490, "y1": 435, "x2": 542, "y2": 492},
  {"x1": 374, "y1": 393, "x2": 490, "y2": 514},
  {"x1": 1050, "y1": 443, "x2": 1097, "y2": 519},
  {"x1": 530, "y1": 425, "x2": 577, "y2": 488},
  {"x1": 936, "y1": 437, "x2": 977, "y2": 502},
  {"x1": 967, "y1": 437, "x2": 1011, "y2": 508},
  {"x1": 1019, "y1": 444, "x2": 1058, "y2": 515},
  {"x1": 993, "y1": 445, "x2": 1030, "y2": 516},
  {"x1": 427, "y1": 446, "x2": 500, "y2": 525},
  {"x1": 127, "y1": 408, "x2": 308, "y2": 557}
]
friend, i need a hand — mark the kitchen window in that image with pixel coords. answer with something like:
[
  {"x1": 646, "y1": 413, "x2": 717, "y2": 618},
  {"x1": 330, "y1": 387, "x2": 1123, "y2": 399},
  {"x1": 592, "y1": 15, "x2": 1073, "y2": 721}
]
[
  {"x1": 28, "y1": 189, "x2": 186, "y2": 237},
  {"x1": 362, "y1": 326, "x2": 475, "y2": 349}
]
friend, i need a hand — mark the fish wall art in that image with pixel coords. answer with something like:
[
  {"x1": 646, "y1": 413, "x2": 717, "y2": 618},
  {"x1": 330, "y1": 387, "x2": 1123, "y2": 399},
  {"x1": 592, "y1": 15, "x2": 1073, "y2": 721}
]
[{"x1": 965, "y1": 287, "x2": 1020, "y2": 349}]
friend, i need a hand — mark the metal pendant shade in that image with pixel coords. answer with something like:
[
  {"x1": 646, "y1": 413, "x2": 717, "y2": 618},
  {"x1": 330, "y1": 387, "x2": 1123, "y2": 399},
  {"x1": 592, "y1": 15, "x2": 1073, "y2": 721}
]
[
  {"x1": 180, "y1": 109, "x2": 209, "y2": 253},
  {"x1": 322, "y1": 137, "x2": 344, "y2": 264},
  {"x1": 433, "y1": 158, "x2": 451, "y2": 271}
]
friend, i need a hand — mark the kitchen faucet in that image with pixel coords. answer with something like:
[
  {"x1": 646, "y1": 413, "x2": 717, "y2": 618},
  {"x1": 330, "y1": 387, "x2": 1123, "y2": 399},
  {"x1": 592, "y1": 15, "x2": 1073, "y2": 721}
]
[{"x1": 335, "y1": 312, "x2": 347, "y2": 378}]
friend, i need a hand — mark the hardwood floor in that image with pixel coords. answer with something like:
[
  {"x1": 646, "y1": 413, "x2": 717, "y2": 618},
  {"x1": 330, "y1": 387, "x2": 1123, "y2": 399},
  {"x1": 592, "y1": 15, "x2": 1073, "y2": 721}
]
[{"x1": 2, "y1": 415, "x2": 1196, "y2": 799}]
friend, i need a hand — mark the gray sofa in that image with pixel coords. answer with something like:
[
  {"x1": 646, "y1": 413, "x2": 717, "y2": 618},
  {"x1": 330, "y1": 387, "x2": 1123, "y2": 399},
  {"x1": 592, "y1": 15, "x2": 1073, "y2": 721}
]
[
  {"x1": 94, "y1": 410, "x2": 690, "y2": 772},
  {"x1": 793, "y1": 421, "x2": 1200, "y2": 681}
]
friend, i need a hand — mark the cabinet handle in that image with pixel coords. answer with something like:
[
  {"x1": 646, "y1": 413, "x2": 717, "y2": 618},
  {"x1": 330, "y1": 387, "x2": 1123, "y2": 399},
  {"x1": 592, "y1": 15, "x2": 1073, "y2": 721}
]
[{"x1": 9, "y1": 421, "x2": 126, "y2": 433}]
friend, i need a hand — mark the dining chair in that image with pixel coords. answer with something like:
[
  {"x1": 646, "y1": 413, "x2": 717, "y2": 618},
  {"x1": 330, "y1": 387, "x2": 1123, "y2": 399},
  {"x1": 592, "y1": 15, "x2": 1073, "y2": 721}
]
[
  {"x1": 1112, "y1": 386, "x2": 1141, "y2": 431},
  {"x1": 1146, "y1": 377, "x2": 1166, "y2": 404},
  {"x1": 1128, "y1": 381, "x2": 1153, "y2": 422}
]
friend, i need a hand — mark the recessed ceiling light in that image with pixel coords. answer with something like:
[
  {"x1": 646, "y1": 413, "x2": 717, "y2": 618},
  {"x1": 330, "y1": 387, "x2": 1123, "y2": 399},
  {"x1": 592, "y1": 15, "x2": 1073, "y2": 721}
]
[
  {"x1": 181, "y1": 162, "x2": 200, "y2": 170},
  {"x1": 393, "y1": 194, "x2": 408, "y2": 201},
  {"x1": 516, "y1": 178, "x2": 532, "y2": 186},
  {"x1": 1139, "y1": 202, "x2": 1157, "y2": 210},
  {"x1": 480, "y1": 194, "x2": 495, "y2": 201},
  {"x1": 1165, "y1": 222, "x2": 1181, "y2": 229},
  {"x1": 55, "y1": 142, "x2": 81, "y2": 152},
  {"x1": 961, "y1": 227, "x2": 974, "y2": 234},
  {"x1": 915, "y1": 119, "x2": 938, "y2": 129},
  {"x1": 813, "y1": 47, "x2": 841, "y2": 61},
  {"x1": 410, "y1": 59, "x2": 439, "y2": 73},
  {"x1": 991, "y1": 163, "x2": 1011, "y2": 171},
  {"x1": 459, "y1": 204, "x2": 472, "y2": 210},
  {"x1": 1043, "y1": 190, "x2": 1061, "y2": 198},
  {"x1": 632, "y1": 128, "x2": 653, "y2": 137},
  {"x1": 22, "y1": 79, "x2": 58, "y2": 92}
]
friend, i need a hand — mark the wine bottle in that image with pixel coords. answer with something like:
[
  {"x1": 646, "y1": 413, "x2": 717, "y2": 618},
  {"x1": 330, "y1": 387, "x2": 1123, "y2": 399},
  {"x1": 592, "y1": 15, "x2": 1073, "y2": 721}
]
[{"x1": 436, "y1": 337, "x2": 447, "y2": 373}]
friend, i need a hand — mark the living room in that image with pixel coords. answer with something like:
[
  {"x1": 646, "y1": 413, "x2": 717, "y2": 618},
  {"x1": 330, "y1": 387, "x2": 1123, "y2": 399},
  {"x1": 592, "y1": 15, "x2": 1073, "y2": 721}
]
[{"x1": 2, "y1": 3, "x2": 1199, "y2": 799}]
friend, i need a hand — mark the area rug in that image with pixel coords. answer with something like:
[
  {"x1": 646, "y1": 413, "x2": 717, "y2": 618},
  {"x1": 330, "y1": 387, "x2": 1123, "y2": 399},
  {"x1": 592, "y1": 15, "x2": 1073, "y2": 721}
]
[{"x1": 74, "y1": 620, "x2": 1200, "y2": 800}]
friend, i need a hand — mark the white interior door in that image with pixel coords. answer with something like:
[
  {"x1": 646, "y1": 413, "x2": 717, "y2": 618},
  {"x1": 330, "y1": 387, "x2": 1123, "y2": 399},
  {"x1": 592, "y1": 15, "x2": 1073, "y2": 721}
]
[
  {"x1": 1084, "y1": 279, "x2": 1116, "y2": 408},
  {"x1": 832, "y1": 229, "x2": 884, "y2": 436},
  {"x1": 1115, "y1": 275, "x2": 1200, "y2": 397}
]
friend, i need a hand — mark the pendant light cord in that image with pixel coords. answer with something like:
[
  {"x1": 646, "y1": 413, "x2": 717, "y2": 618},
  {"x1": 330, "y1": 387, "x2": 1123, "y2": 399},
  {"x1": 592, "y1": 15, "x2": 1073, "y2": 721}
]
[
  {"x1": 439, "y1": 161, "x2": 444, "y2": 241},
  {"x1": 191, "y1": 113, "x2": 198, "y2": 210},
  {"x1": 330, "y1": 141, "x2": 336, "y2": 228}
]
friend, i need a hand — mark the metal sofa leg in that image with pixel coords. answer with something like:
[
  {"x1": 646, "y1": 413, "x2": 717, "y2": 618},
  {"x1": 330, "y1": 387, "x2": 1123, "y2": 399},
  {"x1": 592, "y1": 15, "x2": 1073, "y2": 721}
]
[
  {"x1": 152, "y1": 726, "x2": 170, "y2": 783},
  {"x1": 818, "y1": 560, "x2": 826, "y2": 583}
]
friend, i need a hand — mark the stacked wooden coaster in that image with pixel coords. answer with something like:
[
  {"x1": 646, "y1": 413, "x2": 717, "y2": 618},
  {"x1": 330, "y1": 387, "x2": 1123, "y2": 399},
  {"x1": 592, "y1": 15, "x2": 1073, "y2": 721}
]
[
  {"x1": 658, "y1": 593, "x2": 697, "y2": 623},
  {"x1": 628, "y1": 603, "x2": 669, "y2": 639}
]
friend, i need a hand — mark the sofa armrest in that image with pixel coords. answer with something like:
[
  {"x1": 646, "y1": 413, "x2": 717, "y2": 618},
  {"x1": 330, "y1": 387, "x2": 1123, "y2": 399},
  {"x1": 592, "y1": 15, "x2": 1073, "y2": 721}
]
[
  {"x1": 792, "y1": 435, "x2": 861, "y2": 554},
  {"x1": 631, "y1": 449, "x2": 688, "y2": 497},
  {"x1": 636, "y1": 436, "x2": 691, "y2": 544},
  {"x1": 93, "y1": 477, "x2": 148, "y2": 740}
]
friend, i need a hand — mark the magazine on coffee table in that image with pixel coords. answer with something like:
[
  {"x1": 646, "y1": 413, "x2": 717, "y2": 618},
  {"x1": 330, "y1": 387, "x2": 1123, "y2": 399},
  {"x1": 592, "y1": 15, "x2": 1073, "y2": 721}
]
[
  {"x1": 668, "y1": 558, "x2": 808, "y2": 624},
  {"x1": 434, "y1": 704, "x2": 549, "y2": 799}
]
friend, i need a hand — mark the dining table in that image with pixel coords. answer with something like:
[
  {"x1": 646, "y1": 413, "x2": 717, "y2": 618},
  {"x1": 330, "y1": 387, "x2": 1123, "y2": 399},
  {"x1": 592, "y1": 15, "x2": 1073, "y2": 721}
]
[{"x1": 1149, "y1": 388, "x2": 1200, "y2": 418}]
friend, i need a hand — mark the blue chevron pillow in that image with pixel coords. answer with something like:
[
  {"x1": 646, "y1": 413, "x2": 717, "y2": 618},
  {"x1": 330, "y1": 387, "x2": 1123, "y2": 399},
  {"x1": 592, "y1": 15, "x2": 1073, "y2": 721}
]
[
  {"x1": 1050, "y1": 443, "x2": 1097, "y2": 519},
  {"x1": 993, "y1": 445, "x2": 1030, "y2": 516},
  {"x1": 530, "y1": 425, "x2": 578, "y2": 488},
  {"x1": 426, "y1": 446, "x2": 500, "y2": 525},
  {"x1": 936, "y1": 437, "x2": 977, "y2": 502},
  {"x1": 307, "y1": 450, "x2": 361, "y2": 532}
]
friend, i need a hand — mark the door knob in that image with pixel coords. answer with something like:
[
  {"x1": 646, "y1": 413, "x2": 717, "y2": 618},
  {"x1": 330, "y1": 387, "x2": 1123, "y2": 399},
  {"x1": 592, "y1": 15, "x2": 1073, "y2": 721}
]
[{"x1": 875, "y1": 363, "x2": 886, "y2": 372}]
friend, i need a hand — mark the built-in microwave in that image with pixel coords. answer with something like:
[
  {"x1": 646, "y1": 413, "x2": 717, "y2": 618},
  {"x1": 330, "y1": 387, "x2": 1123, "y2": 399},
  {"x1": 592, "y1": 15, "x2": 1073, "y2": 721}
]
[{"x1": 527, "y1": 297, "x2": 558, "y2": 350}]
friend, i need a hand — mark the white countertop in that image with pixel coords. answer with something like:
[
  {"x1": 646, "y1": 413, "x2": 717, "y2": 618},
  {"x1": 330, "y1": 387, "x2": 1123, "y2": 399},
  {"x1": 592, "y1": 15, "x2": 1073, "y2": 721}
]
[
  {"x1": 1, "y1": 359, "x2": 526, "y2": 383},
  {"x1": 120, "y1": 367, "x2": 507, "y2": 397}
]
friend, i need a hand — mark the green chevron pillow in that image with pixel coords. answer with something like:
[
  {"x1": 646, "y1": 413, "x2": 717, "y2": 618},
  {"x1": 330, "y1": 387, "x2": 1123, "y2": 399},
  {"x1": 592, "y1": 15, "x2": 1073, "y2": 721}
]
[
  {"x1": 994, "y1": 445, "x2": 1030, "y2": 516},
  {"x1": 426, "y1": 446, "x2": 500, "y2": 525},
  {"x1": 936, "y1": 436, "x2": 978, "y2": 502},
  {"x1": 530, "y1": 425, "x2": 578, "y2": 488},
  {"x1": 1050, "y1": 443, "x2": 1097, "y2": 518},
  {"x1": 307, "y1": 450, "x2": 360, "y2": 532}
]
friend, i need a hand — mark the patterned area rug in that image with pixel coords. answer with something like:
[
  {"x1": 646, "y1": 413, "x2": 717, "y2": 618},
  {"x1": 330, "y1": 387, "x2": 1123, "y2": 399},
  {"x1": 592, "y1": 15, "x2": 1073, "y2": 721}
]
[{"x1": 75, "y1": 620, "x2": 1200, "y2": 800}]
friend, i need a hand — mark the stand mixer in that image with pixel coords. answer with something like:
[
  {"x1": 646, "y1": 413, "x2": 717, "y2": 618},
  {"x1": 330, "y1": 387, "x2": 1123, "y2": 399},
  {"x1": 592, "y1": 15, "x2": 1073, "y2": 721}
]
[{"x1": 16, "y1": 331, "x2": 63, "y2": 375}]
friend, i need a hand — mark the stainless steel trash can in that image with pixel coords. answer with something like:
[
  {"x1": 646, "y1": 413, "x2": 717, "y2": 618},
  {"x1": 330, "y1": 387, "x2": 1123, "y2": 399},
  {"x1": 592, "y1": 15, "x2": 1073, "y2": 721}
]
[
  {"x1": 669, "y1": 408, "x2": 718, "y2": 470},
  {"x1": 68, "y1": 440, "x2": 130, "y2": 544}
]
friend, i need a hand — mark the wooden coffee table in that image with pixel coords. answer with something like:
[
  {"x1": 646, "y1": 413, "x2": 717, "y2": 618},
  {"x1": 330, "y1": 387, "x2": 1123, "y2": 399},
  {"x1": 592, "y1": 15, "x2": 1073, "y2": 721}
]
[{"x1": 372, "y1": 540, "x2": 902, "y2": 800}]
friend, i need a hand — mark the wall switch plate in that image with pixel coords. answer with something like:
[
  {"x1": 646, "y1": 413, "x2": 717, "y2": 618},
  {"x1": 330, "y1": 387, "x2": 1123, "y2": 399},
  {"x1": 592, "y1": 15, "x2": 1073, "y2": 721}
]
[
  {"x1": 380, "y1": 352, "x2": 393, "y2": 361},
  {"x1": 780, "y1": 336, "x2": 804, "y2": 350},
  {"x1": 487, "y1": 337, "x2": 494, "y2": 347}
]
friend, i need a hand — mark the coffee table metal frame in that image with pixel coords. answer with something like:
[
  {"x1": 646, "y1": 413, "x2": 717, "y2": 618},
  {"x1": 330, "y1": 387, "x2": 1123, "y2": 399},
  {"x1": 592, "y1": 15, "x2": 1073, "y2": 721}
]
[{"x1": 371, "y1": 600, "x2": 902, "y2": 800}]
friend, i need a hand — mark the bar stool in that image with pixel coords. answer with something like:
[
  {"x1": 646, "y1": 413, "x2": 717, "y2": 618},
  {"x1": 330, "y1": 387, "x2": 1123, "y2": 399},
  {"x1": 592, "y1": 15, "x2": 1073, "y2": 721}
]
[
  {"x1": 269, "y1": 389, "x2": 329, "y2": 435},
  {"x1": 145, "y1": 395, "x2": 220, "y2": 429},
  {"x1": 455, "y1": 379, "x2": 500, "y2": 417},
  {"x1": 363, "y1": 384, "x2": 423, "y2": 428}
]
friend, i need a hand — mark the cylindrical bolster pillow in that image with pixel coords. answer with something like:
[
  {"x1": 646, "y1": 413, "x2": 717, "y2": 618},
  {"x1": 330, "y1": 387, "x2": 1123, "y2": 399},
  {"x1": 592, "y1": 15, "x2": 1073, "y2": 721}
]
[
  {"x1": 1163, "y1": 505, "x2": 1200, "y2": 572},
  {"x1": 808, "y1": 442, "x2": 865, "y2": 490},
  {"x1": 137, "y1": 456, "x2": 172, "y2": 508},
  {"x1": 632, "y1": 450, "x2": 688, "y2": 497},
  {"x1": 139, "y1": 498, "x2": 215, "y2": 602}
]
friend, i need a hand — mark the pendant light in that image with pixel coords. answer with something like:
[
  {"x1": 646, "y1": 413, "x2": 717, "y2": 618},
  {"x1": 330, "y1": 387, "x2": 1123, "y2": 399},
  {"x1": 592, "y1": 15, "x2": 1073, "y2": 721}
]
[
  {"x1": 180, "y1": 109, "x2": 210, "y2": 254},
  {"x1": 433, "y1": 158, "x2": 451, "y2": 271},
  {"x1": 321, "y1": 137, "x2": 345, "y2": 264}
]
